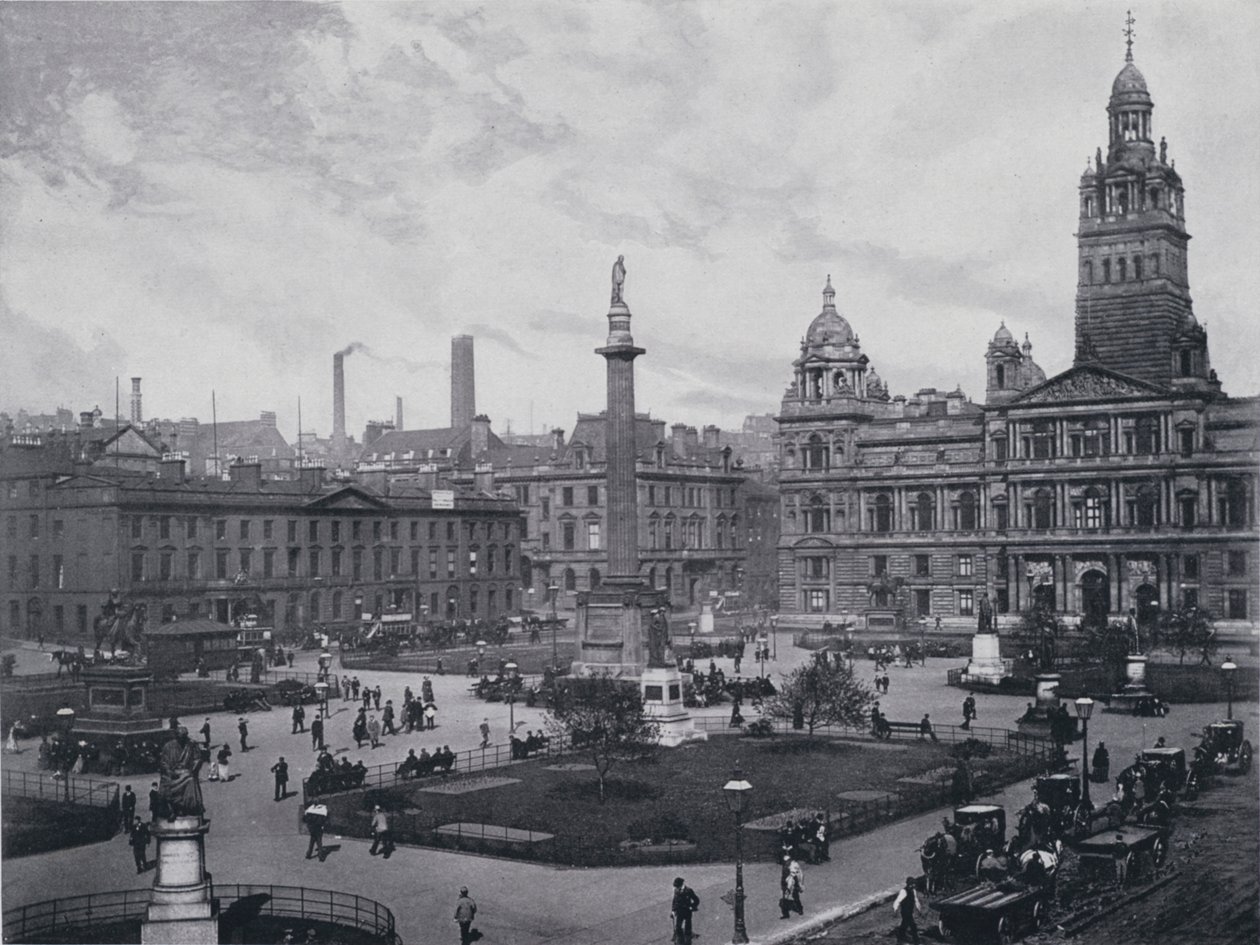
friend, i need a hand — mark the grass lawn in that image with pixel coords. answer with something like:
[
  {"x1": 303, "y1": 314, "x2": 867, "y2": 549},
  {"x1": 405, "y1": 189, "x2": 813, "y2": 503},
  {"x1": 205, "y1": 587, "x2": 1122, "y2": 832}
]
[{"x1": 336, "y1": 734, "x2": 1033, "y2": 864}]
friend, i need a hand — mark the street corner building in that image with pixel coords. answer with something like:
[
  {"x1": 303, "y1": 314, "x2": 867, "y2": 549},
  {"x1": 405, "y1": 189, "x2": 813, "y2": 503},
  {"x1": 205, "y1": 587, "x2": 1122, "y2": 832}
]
[{"x1": 775, "y1": 46, "x2": 1259, "y2": 651}]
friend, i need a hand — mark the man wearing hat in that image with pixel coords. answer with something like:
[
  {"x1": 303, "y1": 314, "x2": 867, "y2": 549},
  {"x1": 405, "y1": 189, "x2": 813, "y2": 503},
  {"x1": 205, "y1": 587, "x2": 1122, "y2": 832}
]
[
  {"x1": 892, "y1": 876, "x2": 923, "y2": 944},
  {"x1": 670, "y1": 876, "x2": 700, "y2": 944},
  {"x1": 454, "y1": 886, "x2": 477, "y2": 945},
  {"x1": 237, "y1": 717, "x2": 249, "y2": 751},
  {"x1": 369, "y1": 804, "x2": 393, "y2": 857}
]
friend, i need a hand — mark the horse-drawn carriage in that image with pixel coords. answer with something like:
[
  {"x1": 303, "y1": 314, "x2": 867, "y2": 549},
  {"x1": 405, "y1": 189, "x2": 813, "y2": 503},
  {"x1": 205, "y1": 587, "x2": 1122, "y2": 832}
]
[
  {"x1": 1071, "y1": 823, "x2": 1169, "y2": 886},
  {"x1": 1139, "y1": 747, "x2": 1190, "y2": 798},
  {"x1": 222, "y1": 687, "x2": 272, "y2": 713},
  {"x1": 1023, "y1": 773, "x2": 1082, "y2": 840},
  {"x1": 921, "y1": 805, "x2": 1007, "y2": 890},
  {"x1": 933, "y1": 879, "x2": 1055, "y2": 944},
  {"x1": 1203, "y1": 720, "x2": 1253, "y2": 774}
]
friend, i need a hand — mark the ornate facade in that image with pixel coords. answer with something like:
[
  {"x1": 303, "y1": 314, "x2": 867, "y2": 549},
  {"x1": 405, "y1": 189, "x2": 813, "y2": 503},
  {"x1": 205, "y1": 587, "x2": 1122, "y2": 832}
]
[{"x1": 777, "y1": 47, "x2": 1259, "y2": 648}]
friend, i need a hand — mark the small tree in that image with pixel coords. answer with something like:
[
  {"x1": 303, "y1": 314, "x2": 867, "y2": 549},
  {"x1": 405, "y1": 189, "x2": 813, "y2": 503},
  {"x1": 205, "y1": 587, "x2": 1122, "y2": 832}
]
[
  {"x1": 1083, "y1": 620, "x2": 1132, "y2": 690},
  {"x1": 1156, "y1": 607, "x2": 1217, "y2": 665},
  {"x1": 763, "y1": 660, "x2": 874, "y2": 738},
  {"x1": 545, "y1": 673, "x2": 660, "y2": 804},
  {"x1": 1011, "y1": 608, "x2": 1066, "y2": 671}
]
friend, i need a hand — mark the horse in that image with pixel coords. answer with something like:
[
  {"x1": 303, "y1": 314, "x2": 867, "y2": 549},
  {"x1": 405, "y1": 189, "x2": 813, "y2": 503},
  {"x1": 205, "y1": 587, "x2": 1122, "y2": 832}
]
[
  {"x1": 920, "y1": 832, "x2": 952, "y2": 893},
  {"x1": 1015, "y1": 802, "x2": 1052, "y2": 850},
  {"x1": 1017, "y1": 845, "x2": 1060, "y2": 888}
]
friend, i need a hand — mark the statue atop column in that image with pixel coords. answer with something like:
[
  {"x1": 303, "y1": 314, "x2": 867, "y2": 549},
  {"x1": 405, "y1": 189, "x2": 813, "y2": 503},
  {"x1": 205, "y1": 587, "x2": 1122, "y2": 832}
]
[
  {"x1": 646, "y1": 608, "x2": 672, "y2": 668},
  {"x1": 611, "y1": 255, "x2": 626, "y2": 305},
  {"x1": 158, "y1": 726, "x2": 205, "y2": 820}
]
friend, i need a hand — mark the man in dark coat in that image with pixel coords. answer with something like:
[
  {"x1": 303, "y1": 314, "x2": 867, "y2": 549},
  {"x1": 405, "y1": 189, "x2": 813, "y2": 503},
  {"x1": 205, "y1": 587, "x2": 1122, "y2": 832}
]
[
  {"x1": 670, "y1": 876, "x2": 700, "y2": 944},
  {"x1": 148, "y1": 781, "x2": 161, "y2": 820},
  {"x1": 199, "y1": 718, "x2": 212, "y2": 749},
  {"x1": 291, "y1": 703, "x2": 305, "y2": 734},
  {"x1": 237, "y1": 718, "x2": 249, "y2": 751},
  {"x1": 310, "y1": 714, "x2": 324, "y2": 752},
  {"x1": 271, "y1": 756, "x2": 289, "y2": 801},
  {"x1": 120, "y1": 784, "x2": 137, "y2": 831},
  {"x1": 454, "y1": 887, "x2": 477, "y2": 945},
  {"x1": 129, "y1": 820, "x2": 151, "y2": 873}
]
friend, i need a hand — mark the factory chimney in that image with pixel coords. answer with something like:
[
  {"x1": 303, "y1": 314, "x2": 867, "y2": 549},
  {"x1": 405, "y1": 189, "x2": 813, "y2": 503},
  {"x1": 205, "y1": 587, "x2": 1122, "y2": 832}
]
[
  {"x1": 451, "y1": 335, "x2": 475, "y2": 430},
  {"x1": 395, "y1": 396, "x2": 404, "y2": 433},
  {"x1": 332, "y1": 352, "x2": 347, "y2": 460},
  {"x1": 130, "y1": 378, "x2": 142, "y2": 425}
]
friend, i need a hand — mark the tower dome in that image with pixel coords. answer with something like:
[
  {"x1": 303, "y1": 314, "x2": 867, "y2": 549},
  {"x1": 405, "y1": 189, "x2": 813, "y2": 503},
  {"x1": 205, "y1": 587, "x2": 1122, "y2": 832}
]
[
  {"x1": 1111, "y1": 61, "x2": 1150, "y2": 99},
  {"x1": 992, "y1": 321, "x2": 1015, "y2": 344},
  {"x1": 804, "y1": 275, "x2": 855, "y2": 347}
]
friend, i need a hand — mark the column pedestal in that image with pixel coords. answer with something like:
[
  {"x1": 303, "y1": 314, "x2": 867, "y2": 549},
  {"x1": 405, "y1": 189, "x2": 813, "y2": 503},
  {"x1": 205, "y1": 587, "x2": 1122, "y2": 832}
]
[
  {"x1": 640, "y1": 667, "x2": 706, "y2": 747},
  {"x1": 141, "y1": 816, "x2": 218, "y2": 945},
  {"x1": 1017, "y1": 673, "x2": 1065, "y2": 738},
  {"x1": 1105, "y1": 654, "x2": 1153, "y2": 713},
  {"x1": 961, "y1": 633, "x2": 1011, "y2": 686}
]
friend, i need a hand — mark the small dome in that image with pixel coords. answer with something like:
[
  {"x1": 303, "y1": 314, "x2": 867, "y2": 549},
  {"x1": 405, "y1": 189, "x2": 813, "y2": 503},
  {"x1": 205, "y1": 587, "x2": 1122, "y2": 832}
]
[
  {"x1": 992, "y1": 321, "x2": 1014, "y2": 344},
  {"x1": 806, "y1": 308, "x2": 854, "y2": 347},
  {"x1": 1112, "y1": 61, "x2": 1148, "y2": 96}
]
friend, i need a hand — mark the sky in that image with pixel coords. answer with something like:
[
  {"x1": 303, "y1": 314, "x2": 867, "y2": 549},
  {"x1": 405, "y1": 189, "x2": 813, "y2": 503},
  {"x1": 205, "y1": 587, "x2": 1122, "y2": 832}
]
[{"x1": 2, "y1": 0, "x2": 1258, "y2": 442}]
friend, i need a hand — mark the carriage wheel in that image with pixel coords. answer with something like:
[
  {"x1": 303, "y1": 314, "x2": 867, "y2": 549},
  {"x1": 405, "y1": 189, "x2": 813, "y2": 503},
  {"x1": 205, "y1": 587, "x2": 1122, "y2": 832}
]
[
  {"x1": 1033, "y1": 900, "x2": 1047, "y2": 929},
  {"x1": 996, "y1": 915, "x2": 1015, "y2": 945},
  {"x1": 1151, "y1": 835, "x2": 1168, "y2": 867},
  {"x1": 938, "y1": 917, "x2": 952, "y2": 941},
  {"x1": 1240, "y1": 741, "x2": 1253, "y2": 773},
  {"x1": 1073, "y1": 806, "x2": 1091, "y2": 838}
]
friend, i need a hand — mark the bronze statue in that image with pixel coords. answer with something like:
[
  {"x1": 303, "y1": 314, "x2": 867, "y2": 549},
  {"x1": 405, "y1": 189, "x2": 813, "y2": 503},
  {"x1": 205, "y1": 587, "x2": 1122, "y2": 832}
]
[
  {"x1": 646, "y1": 608, "x2": 672, "y2": 668},
  {"x1": 158, "y1": 726, "x2": 205, "y2": 820},
  {"x1": 978, "y1": 593, "x2": 994, "y2": 634},
  {"x1": 611, "y1": 255, "x2": 626, "y2": 305}
]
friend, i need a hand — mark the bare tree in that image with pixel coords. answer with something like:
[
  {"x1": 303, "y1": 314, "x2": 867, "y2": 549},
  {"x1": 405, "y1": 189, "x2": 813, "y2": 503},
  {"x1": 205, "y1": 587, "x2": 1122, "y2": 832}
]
[{"x1": 545, "y1": 673, "x2": 660, "y2": 804}]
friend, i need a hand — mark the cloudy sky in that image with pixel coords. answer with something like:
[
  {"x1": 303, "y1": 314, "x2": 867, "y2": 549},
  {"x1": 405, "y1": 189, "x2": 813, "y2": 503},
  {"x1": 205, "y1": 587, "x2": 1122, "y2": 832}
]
[{"x1": 3, "y1": 1, "x2": 1258, "y2": 441}]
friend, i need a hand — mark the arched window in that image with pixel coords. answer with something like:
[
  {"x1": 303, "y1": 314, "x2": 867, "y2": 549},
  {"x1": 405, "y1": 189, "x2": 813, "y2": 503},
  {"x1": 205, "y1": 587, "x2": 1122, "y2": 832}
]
[
  {"x1": 995, "y1": 364, "x2": 1006, "y2": 388},
  {"x1": 1118, "y1": 257, "x2": 1127, "y2": 281},
  {"x1": 1103, "y1": 259, "x2": 1112, "y2": 283},
  {"x1": 309, "y1": 591, "x2": 320, "y2": 622},
  {"x1": 332, "y1": 590, "x2": 343, "y2": 619},
  {"x1": 805, "y1": 434, "x2": 828, "y2": 471},
  {"x1": 910, "y1": 492, "x2": 935, "y2": 531},
  {"x1": 715, "y1": 515, "x2": 727, "y2": 549},
  {"x1": 1219, "y1": 479, "x2": 1250, "y2": 527},
  {"x1": 1133, "y1": 255, "x2": 1143, "y2": 280},
  {"x1": 1134, "y1": 485, "x2": 1158, "y2": 529},
  {"x1": 588, "y1": 568, "x2": 601, "y2": 590},
  {"x1": 805, "y1": 496, "x2": 830, "y2": 533},
  {"x1": 1078, "y1": 485, "x2": 1107, "y2": 529},
  {"x1": 956, "y1": 491, "x2": 977, "y2": 530},
  {"x1": 664, "y1": 514, "x2": 676, "y2": 550},
  {"x1": 563, "y1": 568, "x2": 576, "y2": 592}
]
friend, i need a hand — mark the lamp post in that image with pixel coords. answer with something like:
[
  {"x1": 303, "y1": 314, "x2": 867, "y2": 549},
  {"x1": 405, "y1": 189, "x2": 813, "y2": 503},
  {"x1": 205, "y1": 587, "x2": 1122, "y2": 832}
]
[
  {"x1": 756, "y1": 632, "x2": 768, "y2": 679},
  {"x1": 55, "y1": 707, "x2": 75, "y2": 800},
  {"x1": 770, "y1": 615, "x2": 778, "y2": 659},
  {"x1": 1074, "y1": 697, "x2": 1094, "y2": 808},
  {"x1": 505, "y1": 660, "x2": 519, "y2": 732},
  {"x1": 917, "y1": 615, "x2": 928, "y2": 667},
  {"x1": 1221, "y1": 657, "x2": 1237, "y2": 720},
  {"x1": 688, "y1": 621, "x2": 697, "y2": 660},
  {"x1": 722, "y1": 768, "x2": 752, "y2": 944},
  {"x1": 548, "y1": 583, "x2": 560, "y2": 670}
]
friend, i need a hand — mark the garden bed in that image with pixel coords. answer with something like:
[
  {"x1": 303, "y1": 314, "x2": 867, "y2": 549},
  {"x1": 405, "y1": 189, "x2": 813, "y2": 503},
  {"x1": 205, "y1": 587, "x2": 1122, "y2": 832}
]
[{"x1": 324, "y1": 733, "x2": 1038, "y2": 866}]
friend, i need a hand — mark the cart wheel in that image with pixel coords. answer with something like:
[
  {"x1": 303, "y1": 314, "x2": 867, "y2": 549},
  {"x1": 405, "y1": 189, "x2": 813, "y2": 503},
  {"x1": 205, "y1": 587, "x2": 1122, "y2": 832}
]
[
  {"x1": 997, "y1": 915, "x2": 1015, "y2": 945},
  {"x1": 938, "y1": 917, "x2": 952, "y2": 941},
  {"x1": 1032, "y1": 900, "x2": 1047, "y2": 929},
  {"x1": 1152, "y1": 835, "x2": 1168, "y2": 867},
  {"x1": 1240, "y1": 741, "x2": 1253, "y2": 773},
  {"x1": 1073, "y1": 806, "x2": 1091, "y2": 837}
]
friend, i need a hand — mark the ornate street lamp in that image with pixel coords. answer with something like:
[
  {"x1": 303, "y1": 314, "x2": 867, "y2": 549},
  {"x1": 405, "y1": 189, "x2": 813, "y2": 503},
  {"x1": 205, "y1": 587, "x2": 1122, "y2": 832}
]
[
  {"x1": 1074, "y1": 697, "x2": 1094, "y2": 808},
  {"x1": 547, "y1": 583, "x2": 560, "y2": 669},
  {"x1": 722, "y1": 768, "x2": 752, "y2": 944},
  {"x1": 917, "y1": 615, "x2": 928, "y2": 667},
  {"x1": 505, "y1": 659, "x2": 519, "y2": 732},
  {"x1": 688, "y1": 621, "x2": 697, "y2": 659},
  {"x1": 55, "y1": 707, "x2": 75, "y2": 800},
  {"x1": 1221, "y1": 657, "x2": 1237, "y2": 720},
  {"x1": 769, "y1": 614, "x2": 779, "y2": 659}
]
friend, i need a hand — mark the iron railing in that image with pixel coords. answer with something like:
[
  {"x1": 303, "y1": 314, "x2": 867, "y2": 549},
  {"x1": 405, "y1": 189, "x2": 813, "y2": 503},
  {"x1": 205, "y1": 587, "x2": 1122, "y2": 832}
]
[
  {"x1": 2, "y1": 884, "x2": 400, "y2": 945},
  {"x1": 1, "y1": 768, "x2": 120, "y2": 809}
]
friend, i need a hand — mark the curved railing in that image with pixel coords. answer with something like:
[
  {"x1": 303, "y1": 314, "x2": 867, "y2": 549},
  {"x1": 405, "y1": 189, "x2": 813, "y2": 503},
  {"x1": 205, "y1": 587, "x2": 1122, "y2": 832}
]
[{"x1": 2, "y1": 884, "x2": 400, "y2": 945}]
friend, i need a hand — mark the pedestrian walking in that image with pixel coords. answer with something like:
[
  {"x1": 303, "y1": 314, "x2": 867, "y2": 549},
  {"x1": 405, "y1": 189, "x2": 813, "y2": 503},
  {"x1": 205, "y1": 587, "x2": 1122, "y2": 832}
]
[
  {"x1": 148, "y1": 781, "x2": 161, "y2": 820},
  {"x1": 919, "y1": 714, "x2": 938, "y2": 742},
  {"x1": 271, "y1": 756, "x2": 289, "y2": 801},
  {"x1": 881, "y1": 673, "x2": 890, "y2": 694},
  {"x1": 303, "y1": 803, "x2": 328, "y2": 860},
  {"x1": 342, "y1": 676, "x2": 352, "y2": 702},
  {"x1": 351, "y1": 677, "x2": 360, "y2": 699},
  {"x1": 1092, "y1": 742, "x2": 1111, "y2": 783},
  {"x1": 479, "y1": 718, "x2": 490, "y2": 748},
  {"x1": 311, "y1": 714, "x2": 325, "y2": 751},
  {"x1": 120, "y1": 784, "x2": 137, "y2": 831},
  {"x1": 454, "y1": 887, "x2": 477, "y2": 945},
  {"x1": 292, "y1": 703, "x2": 306, "y2": 734},
  {"x1": 286, "y1": 650, "x2": 294, "y2": 668},
  {"x1": 216, "y1": 744, "x2": 233, "y2": 782},
  {"x1": 368, "y1": 715, "x2": 381, "y2": 749},
  {"x1": 199, "y1": 718, "x2": 212, "y2": 749},
  {"x1": 893, "y1": 876, "x2": 923, "y2": 944},
  {"x1": 425, "y1": 702, "x2": 437, "y2": 730},
  {"x1": 372, "y1": 686, "x2": 382, "y2": 710},
  {"x1": 812, "y1": 812, "x2": 830, "y2": 862},
  {"x1": 362, "y1": 688, "x2": 372, "y2": 711},
  {"x1": 779, "y1": 856, "x2": 803, "y2": 917},
  {"x1": 369, "y1": 805, "x2": 394, "y2": 857},
  {"x1": 353, "y1": 710, "x2": 367, "y2": 748},
  {"x1": 421, "y1": 676, "x2": 434, "y2": 704},
  {"x1": 1113, "y1": 834, "x2": 1129, "y2": 886},
  {"x1": 238, "y1": 718, "x2": 249, "y2": 751},
  {"x1": 382, "y1": 701, "x2": 398, "y2": 736},
  {"x1": 129, "y1": 820, "x2": 151, "y2": 873},
  {"x1": 670, "y1": 877, "x2": 700, "y2": 944}
]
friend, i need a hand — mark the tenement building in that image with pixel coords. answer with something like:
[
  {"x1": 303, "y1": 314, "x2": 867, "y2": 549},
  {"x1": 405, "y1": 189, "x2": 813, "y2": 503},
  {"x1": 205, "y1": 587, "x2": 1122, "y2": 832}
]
[
  {"x1": 1, "y1": 446, "x2": 525, "y2": 640},
  {"x1": 776, "y1": 47, "x2": 1259, "y2": 647}
]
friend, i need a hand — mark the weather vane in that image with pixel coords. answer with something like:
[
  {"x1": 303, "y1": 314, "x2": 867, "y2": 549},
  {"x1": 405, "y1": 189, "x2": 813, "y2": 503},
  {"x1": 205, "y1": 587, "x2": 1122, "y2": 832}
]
[{"x1": 1124, "y1": 10, "x2": 1135, "y2": 62}]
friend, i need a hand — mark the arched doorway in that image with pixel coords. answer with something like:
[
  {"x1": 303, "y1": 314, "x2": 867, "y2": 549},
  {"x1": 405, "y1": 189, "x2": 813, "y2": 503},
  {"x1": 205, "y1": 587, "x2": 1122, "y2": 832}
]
[
  {"x1": 1080, "y1": 570, "x2": 1109, "y2": 629},
  {"x1": 1135, "y1": 584, "x2": 1159, "y2": 628}
]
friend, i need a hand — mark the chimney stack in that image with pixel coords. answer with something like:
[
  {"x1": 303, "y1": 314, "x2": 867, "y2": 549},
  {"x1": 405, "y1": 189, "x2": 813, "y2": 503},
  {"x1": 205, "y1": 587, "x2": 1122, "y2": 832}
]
[
  {"x1": 470, "y1": 415, "x2": 491, "y2": 458},
  {"x1": 395, "y1": 396, "x2": 403, "y2": 433},
  {"x1": 451, "y1": 335, "x2": 475, "y2": 429},
  {"x1": 702, "y1": 424, "x2": 721, "y2": 449},
  {"x1": 670, "y1": 423, "x2": 689, "y2": 458},
  {"x1": 130, "y1": 378, "x2": 142, "y2": 425},
  {"x1": 332, "y1": 352, "x2": 346, "y2": 459},
  {"x1": 160, "y1": 452, "x2": 187, "y2": 482}
]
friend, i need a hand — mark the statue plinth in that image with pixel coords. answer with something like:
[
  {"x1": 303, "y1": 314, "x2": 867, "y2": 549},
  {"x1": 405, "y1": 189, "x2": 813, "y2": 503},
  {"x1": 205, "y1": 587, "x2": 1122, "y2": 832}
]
[
  {"x1": 141, "y1": 816, "x2": 218, "y2": 945},
  {"x1": 641, "y1": 666, "x2": 706, "y2": 747},
  {"x1": 1017, "y1": 673, "x2": 1067, "y2": 738},
  {"x1": 572, "y1": 578, "x2": 664, "y2": 678},
  {"x1": 960, "y1": 633, "x2": 1010, "y2": 686},
  {"x1": 1105, "y1": 653, "x2": 1154, "y2": 713}
]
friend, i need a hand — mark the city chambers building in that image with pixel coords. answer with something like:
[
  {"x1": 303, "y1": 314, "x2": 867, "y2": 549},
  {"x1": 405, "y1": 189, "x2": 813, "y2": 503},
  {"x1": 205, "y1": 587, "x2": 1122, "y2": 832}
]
[{"x1": 776, "y1": 48, "x2": 1259, "y2": 649}]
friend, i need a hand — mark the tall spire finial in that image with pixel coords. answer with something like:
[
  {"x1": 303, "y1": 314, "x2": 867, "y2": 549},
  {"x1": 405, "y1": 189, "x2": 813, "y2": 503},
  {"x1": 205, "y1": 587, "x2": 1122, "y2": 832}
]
[
  {"x1": 823, "y1": 274, "x2": 835, "y2": 306},
  {"x1": 1124, "y1": 10, "x2": 1135, "y2": 62}
]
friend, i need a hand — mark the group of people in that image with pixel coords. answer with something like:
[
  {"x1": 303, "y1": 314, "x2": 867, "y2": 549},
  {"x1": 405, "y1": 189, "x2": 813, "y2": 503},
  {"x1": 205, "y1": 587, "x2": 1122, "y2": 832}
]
[
  {"x1": 508, "y1": 729, "x2": 550, "y2": 760},
  {"x1": 777, "y1": 812, "x2": 830, "y2": 865},
  {"x1": 395, "y1": 745, "x2": 458, "y2": 779}
]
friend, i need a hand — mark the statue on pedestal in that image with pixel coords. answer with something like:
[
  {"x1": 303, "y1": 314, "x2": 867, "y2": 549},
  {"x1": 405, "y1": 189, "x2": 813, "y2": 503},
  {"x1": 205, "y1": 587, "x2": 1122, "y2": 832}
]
[
  {"x1": 978, "y1": 593, "x2": 995, "y2": 634},
  {"x1": 158, "y1": 727, "x2": 205, "y2": 820},
  {"x1": 611, "y1": 255, "x2": 626, "y2": 305},
  {"x1": 646, "y1": 608, "x2": 672, "y2": 668}
]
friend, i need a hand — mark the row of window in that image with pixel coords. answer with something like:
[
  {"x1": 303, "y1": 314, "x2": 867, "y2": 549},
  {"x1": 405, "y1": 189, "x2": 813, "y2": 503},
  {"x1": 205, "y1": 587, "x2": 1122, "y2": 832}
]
[{"x1": 112, "y1": 515, "x2": 515, "y2": 545}]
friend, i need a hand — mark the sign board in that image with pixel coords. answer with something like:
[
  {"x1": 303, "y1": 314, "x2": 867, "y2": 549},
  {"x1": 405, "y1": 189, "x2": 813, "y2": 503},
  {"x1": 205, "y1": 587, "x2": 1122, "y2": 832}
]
[{"x1": 432, "y1": 490, "x2": 455, "y2": 510}]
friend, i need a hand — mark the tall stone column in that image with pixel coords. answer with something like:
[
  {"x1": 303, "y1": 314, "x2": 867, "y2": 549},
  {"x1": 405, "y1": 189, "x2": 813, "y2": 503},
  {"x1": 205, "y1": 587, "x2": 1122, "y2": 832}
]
[{"x1": 598, "y1": 297, "x2": 643, "y2": 578}]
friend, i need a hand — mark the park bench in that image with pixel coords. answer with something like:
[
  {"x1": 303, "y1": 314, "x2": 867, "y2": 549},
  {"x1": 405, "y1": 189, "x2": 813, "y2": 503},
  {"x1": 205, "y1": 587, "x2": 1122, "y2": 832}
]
[{"x1": 883, "y1": 721, "x2": 924, "y2": 737}]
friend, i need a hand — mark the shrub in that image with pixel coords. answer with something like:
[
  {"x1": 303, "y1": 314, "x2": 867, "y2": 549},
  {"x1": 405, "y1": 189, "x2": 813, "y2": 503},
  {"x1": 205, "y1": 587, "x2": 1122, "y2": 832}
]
[
  {"x1": 951, "y1": 738, "x2": 992, "y2": 760},
  {"x1": 743, "y1": 717, "x2": 775, "y2": 738}
]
